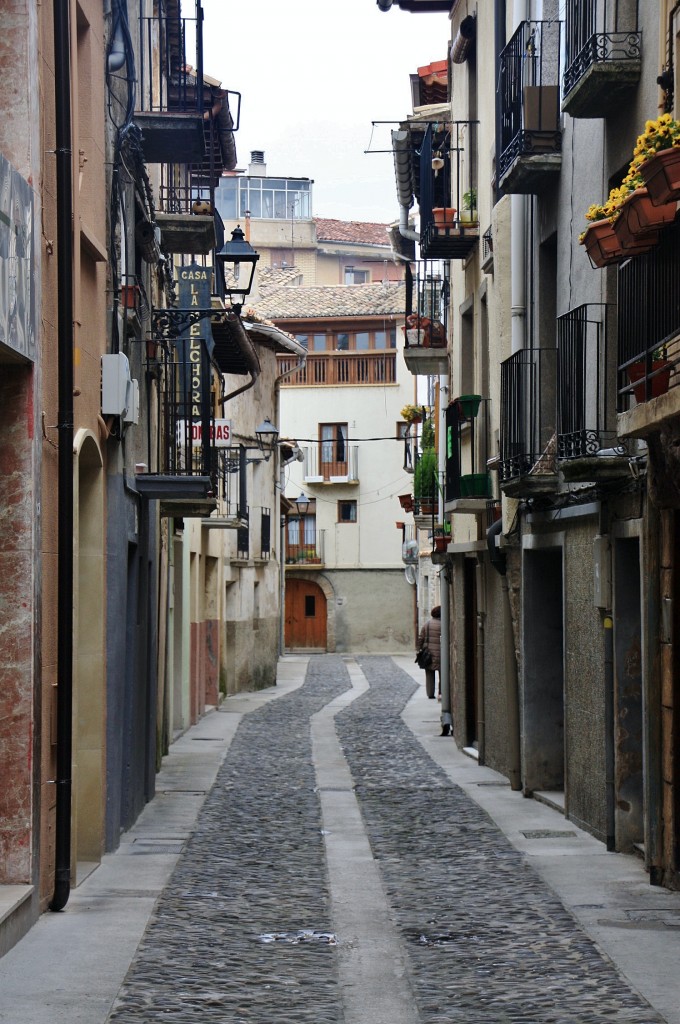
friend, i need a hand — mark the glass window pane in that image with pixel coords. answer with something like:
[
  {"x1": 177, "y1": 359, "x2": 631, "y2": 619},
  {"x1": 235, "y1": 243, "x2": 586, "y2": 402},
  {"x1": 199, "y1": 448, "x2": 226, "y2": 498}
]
[
  {"x1": 311, "y1": 334, "x2": 326, "y2": 351},
  {"x1": 355, "y1": 332, "x2": 370, "y2": 350},
  {"x1": 274, "y1": 191, "x2": 287, "y2": 218},
  {"x1": 304, "y1": 595, "x2": 315, "y2": 617},
  {"x1": 268, "y1": 179, "x2": 286, "y2": 189},
  {"x1": 295, "y1": 334, "x2": 309, "y2": 348},
  {"x1": 389, "y1": 327, "x2": 396, "y2": 348},
  {"x1": 249, "y1": 192, "x2": 261, "y2": 218},
  {"x1": 336, "y1": 333, "x2": 349, "y2": 351},
  {"x1": 374, "y1": 331, "x2": 386, "y2": 349},
  {"x1": 239, "y1": 190, "x2": 249, "y2": 217},
  {"x1": 262, "y1": 191, "x2": 274, "y2": 217}
]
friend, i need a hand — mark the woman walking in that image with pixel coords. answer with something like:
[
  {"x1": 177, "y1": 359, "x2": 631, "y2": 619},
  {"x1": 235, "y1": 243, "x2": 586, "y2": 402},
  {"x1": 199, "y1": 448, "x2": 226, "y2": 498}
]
[{"x1": 417, "y1": 605, "x2": 441, "y2": 699}]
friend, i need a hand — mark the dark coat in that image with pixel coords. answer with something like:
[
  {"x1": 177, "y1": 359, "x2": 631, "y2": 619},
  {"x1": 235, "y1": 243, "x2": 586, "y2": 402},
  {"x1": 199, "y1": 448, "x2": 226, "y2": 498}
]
[{"x1": 418, "y1": 616, "x2": 441, "y2": 672}]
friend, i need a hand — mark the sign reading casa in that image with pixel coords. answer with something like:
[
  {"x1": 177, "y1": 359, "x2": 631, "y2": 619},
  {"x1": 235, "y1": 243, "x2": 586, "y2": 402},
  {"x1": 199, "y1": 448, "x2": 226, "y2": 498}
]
[
  {"x1": 177, "y1": 419, "x2": 233, "y2": 448},
  {"x1": 174, "y1": 263, "x2": 215, "y2": 419}
]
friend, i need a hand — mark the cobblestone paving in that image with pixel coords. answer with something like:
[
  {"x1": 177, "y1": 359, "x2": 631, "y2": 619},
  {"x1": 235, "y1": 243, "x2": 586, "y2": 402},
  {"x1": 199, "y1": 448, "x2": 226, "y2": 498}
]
[
  {"x1": 107, "y1": 654, "x2": 665, "y2": 1024},
  {"x1": 107, "y1": 656, "x2": 350, "y2": 1024},
  {"x1": 335, "y1": 656, "x2": 664, "y2": 1024}
]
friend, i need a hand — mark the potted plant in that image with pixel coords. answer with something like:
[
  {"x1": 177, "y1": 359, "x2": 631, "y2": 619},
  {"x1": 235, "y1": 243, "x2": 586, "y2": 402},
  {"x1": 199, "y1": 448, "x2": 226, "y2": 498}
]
[
  {"x1": 630, "y1": 114, "x2": 680, "y2": 206},
  {"x1": 433, "y1": 522, "x2": 451, "y2": 552},
  {"x1": 432, "y1": 206, "x2": 457, "y2": 228},
  {"x1": 398, "y1": 493, "x2": 415, "y2": 512},
  {"x1": 460, "y1": 187, "x2": 478, "y2": 225},
  {"x1": 456, "y1": 394, "x2": 482, "y2": 419},
  {"x1": 626, "y1": 347, "x2": 673, "y2": 403},
  {"x1": 400, "y1": 403, "x2": 424, "y2": 425},
  {"x1": 414, "y1": 447, "x2": 438, "y2": 514}
]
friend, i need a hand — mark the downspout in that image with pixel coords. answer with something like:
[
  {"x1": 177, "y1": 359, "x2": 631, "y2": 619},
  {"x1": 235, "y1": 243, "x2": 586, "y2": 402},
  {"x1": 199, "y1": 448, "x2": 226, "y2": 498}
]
[
  {"x1": 603, "y1": 613, "x2": 615, "y2": 850},
  {"x1": 438, "y1": 384, "x2": 452, "y2": 737},
  {"x1": 475, "y1": 558, "x2": 486, "y2": 763},
  {"x1": 511, "y1": 1, "x2": 528, "y2": 354},
  {"x1": 50, "y1": 0, "x2": 75, "y2": 912}
]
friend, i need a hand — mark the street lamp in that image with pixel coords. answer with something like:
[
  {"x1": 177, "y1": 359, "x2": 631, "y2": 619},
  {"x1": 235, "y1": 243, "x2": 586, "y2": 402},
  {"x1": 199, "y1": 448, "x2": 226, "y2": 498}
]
[
  {"x1": 255, "y1": 418, "x2": 279, "y2": 461},
  {"x1": 293, "y1": 492, "x2": 311, "y2": 518},
  {"x1": 215, "y1": 225, "x2": 260, "y2": 311}
]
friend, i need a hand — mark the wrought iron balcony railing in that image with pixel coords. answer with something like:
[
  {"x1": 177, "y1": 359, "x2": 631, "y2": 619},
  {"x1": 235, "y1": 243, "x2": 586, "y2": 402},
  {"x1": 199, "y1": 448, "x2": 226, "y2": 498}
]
[
  {"x1": 418, "y1": 121, "x2": 479, "y2": 260},
  {"x1": 277, "y1": 351, "x2": 396, "y2": 386},
  {"x1": 557, "y1": 303, "x2": 619, "y2": 458},
  {"x1": 562, "y1": 0, "x2": 641, "y2": 117},
  {"x1": 618, "y1": 221, "x2": 680, "y2": 410},
  {"x1": 135, "y1": 10, "x2": 206, "y2": 164},
  {"x1": 445, "y1": 396, "x2": 492, "y2": 503},
  {"x1": 303, "y1": 444, "x2": 359, "y2": 484},
  {"x1": 498, "y1": 20, "x2": 562, "y2": 193},
  {"x1": 500, "y1": 348, "x2": 557, "y2": 484}
]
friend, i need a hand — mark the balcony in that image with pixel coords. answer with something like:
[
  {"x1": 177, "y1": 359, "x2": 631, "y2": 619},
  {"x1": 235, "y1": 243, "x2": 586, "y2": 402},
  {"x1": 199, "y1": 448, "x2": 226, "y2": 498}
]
[
  {"x1": 402, "y1": 261, "x2": 450, "y2": 376},
  {"x1": 202, "y1": 447, "x2": 248, "y2": 529},
  {"x1": 156, "y1": 94, "x2": 240, "y2": 255},
  {"x1": 617, "y1": 222, "x2": 680, "y2": 440},
  {"x1": 445, "y1": 396, "x2": 492, "y2": 512},
  {"x1": 285, "y1": 528, "x2": 326, "y2": 567},
  {"x1": 557, "y1": 304, "x2": 631, "y2": 481},
  {"x1": 135, "y1": 10, "x2": 206, "y2": 164},
  {"x1": 498, "y1": 21, "x2": 562, "y2": 194},
  {"x1": 277, "y1": 351, "x2": 396, "y2": 386},
  {"x1": 418, "y1": 122, "x2": 479, "y2": 261},
  {"x1": 499, "y1": 348, "x2": 558, "y2": 496},
  {"x1": 135, "y1": 330, "x2": 219, "y2": 517},
  {"x1": 562, "y1": 0, "x2": 641, "y2": 118},
  {"x1": 302, "y1": 443, "x2": 359, "y2": 485}
]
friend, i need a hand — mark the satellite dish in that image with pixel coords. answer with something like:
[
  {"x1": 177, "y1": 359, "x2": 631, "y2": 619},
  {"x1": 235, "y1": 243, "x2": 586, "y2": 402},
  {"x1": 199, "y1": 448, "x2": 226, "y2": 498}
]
[
  {"x1": 402, "y1": 539, "x2": 419, "y2": 565},
  {"x1": 404, "y1": 564, "x2": 417, "y2": 585}
]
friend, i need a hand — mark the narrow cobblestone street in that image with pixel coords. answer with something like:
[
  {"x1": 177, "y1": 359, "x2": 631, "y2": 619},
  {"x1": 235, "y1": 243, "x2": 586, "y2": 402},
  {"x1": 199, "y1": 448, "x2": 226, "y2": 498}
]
[
  {"x1": 3, "y1": 655, "x2": 680, "y2": 1024},
  {"x1": 105, "y1": 655, "x2": 671, "y2": 1023}
]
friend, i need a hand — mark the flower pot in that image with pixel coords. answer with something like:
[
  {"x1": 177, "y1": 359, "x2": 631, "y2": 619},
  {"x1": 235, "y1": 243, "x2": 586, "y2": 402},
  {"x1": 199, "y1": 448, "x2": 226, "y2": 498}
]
[
  {"x1": 433, "y1": 535, "x2": 450, "y2": 553},
  {"x1": 639, "y1": 146, "x2": 680, "y2": 206},
  {"x1": 620, "y1": 188, "x2": 677, "y2": 235},
  {"x1": 457, "y1": 394, "x2": 482, "y2": 419},
  {"x1": 398, "y1": 493, "x2": 415, "y2": 511},
  {"x1": 612, "y1": 212, "x2": 659, "y2": 255},
  {"x1": 627, "y1": 359, "x2": 672, "y2": 403},
  {"x1": 580, "y1": 219, "x2": 624, "y2": 268},
  {"x1": 433, "y1": 207, "x2": 457, "y2": 228},
  {"x1": 121, "y1": 283, "x2": 140, "y2": 309},
  {"x1": 459, "y1": 472, "x2": 492, "y2": 498},
  {"x1": 417, "y1": 500, "x2": 435, "y2": 516},
  {"x1": 406, "y1": 327, "x2": 431, "y2": 347}
]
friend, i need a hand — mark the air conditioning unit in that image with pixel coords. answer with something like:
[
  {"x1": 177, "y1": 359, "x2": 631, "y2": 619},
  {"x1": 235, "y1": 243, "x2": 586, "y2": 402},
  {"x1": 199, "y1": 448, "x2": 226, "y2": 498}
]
[
  {"x1": 102, "y1": 352, "x2": 138, "y2": 423},
  {"x1": 124, "y1": 377, "x2": 139, "y2": 425},
  {"x1": 402, "y1": 539, "x2": 419, "y2": 565}
]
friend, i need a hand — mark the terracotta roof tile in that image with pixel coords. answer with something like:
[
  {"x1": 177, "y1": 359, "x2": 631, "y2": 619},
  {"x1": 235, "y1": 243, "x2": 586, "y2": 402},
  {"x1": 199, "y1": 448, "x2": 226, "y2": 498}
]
[
  {"x1": 253, "y1": 282, "x2": 405, "y2": 321},
  {"x1": 314, "y1": 218, "x2": 392, "y2": 247}
]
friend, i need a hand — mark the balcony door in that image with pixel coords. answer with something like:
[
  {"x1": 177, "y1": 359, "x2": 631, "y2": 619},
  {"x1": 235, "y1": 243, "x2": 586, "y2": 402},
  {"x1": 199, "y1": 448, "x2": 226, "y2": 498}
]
[{"x1": 320, "y1": 422, "x2": 347, "y2": 480}]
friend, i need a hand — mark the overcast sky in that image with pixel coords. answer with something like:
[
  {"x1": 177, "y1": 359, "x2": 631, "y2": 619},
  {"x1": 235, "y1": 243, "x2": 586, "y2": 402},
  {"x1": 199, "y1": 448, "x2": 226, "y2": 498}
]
[{"x1": 200, "y1": 0, "x2": 450, "y2": 224}]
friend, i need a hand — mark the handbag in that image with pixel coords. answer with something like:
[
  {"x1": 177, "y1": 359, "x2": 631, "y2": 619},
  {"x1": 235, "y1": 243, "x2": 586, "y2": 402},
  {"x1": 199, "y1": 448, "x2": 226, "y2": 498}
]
[
  {"x1": 415, "y1": 622, "x2": 433, "y2": 670},
  {"x1": 415, "y1": 645, "x2": 433, "y2": 670}
]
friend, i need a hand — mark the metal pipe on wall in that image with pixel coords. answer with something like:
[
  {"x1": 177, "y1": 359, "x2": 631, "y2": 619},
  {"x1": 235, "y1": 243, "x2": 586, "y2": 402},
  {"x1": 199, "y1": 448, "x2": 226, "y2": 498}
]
[{"x1": 50, "y1": 0, "x2": 75, "y2": 913}]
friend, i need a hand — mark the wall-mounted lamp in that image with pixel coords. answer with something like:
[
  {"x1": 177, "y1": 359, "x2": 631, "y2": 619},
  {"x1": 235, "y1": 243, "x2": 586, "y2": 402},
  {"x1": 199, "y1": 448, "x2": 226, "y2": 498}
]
[
  {"x1": 255, "y1": 418, "x2": 279, "y2": 461},
  {"x1": 215, "y1": 226, "x2": 260, "y2": 311},
  {"x1": 293, "y1": 492, "x2": 311, "y2": 518},
  {"x1": 431, "y1": 151, "x2": 445, "y2": 177}
]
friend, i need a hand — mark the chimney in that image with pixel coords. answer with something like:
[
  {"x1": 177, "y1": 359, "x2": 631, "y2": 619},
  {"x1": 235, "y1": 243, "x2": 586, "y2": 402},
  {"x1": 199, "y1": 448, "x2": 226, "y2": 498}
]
[{"x1": 248, "y1": 150, "x2": 266, "y2": 176}]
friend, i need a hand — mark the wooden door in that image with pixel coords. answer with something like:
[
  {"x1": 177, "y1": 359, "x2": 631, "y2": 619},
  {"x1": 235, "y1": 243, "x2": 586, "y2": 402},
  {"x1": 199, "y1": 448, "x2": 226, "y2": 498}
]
[{"x1": 285, "y1": 579, "x2": 327, "y2": 650}]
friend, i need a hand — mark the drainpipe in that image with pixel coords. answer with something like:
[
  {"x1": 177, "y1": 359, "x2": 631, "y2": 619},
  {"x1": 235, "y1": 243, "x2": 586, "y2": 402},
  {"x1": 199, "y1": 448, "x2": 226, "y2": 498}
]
[
  {"x1": 50, "y1": 0, "x2": 75, "y2": 912},
  {"x1": 510, "y1": 6, "x2": 528, "y2": 355},
  {"x1": 438, "y1": 382, "x2": 452, "y2": 737},
  {"x1": 603, "y1": 612, "x2": 615, "y2": 850},
  {"x1": 475, "y1": 558, "x2": 486, "y2": 763}
]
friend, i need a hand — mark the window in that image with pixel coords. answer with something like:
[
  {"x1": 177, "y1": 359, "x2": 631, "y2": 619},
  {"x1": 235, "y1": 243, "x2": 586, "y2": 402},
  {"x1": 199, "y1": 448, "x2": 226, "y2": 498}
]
[
  {"x1": 304, "y1": 595, "x2": 316, "y2": 617},
  {"x1": 374, "y1": 328, "x2": 397, "y2": 349},
  {"x1": 344, "y1": 266, "x2": 369, "y2": 285},
  {"x1": 310, "y1": 333, "x2": 327, "y2": 351},
  {"x1": 336, "y1": 333, "x2": 350, "y2": 351},
  {"x1": 320, "y1": 423, "x2": 348, "y2": 478},
  {"x1": 216, "y1": 176, "x2": 312, "y2": 223},
  {"x1": 338, "y1": 500, "x2": 357, "y2": 523},
  {"x1": 355, "y1": 332, "x2": 370, "y2": 350}
]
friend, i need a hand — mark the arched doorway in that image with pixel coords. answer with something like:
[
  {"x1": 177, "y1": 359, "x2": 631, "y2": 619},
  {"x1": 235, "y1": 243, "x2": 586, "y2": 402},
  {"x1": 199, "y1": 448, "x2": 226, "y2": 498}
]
[
  {"x1": 285, "y1": 578, "x2": 328, "y2": 651},
  {"x1": 73, "y1": 430, "x2": 105, "y2": 876}
]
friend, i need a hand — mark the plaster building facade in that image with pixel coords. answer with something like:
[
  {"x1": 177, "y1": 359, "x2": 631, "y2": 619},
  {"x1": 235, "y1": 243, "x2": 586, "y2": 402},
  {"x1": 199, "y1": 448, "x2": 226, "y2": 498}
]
[{"x1": 380, "y1": 0, "x2": 680, "y2": 888}]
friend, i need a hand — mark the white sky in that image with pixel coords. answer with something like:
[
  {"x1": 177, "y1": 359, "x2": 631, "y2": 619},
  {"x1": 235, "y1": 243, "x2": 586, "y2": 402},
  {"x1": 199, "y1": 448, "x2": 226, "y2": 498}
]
[{"x1": 200, "y1": 0, "x2": 450, "y2": 223}]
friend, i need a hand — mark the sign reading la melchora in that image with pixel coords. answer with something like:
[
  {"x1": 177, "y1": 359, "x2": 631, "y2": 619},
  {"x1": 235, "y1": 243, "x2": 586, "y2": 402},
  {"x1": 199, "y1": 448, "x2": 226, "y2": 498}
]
[{"x1": 173, "y1": 263, "x2": 215, "y2": 420}]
